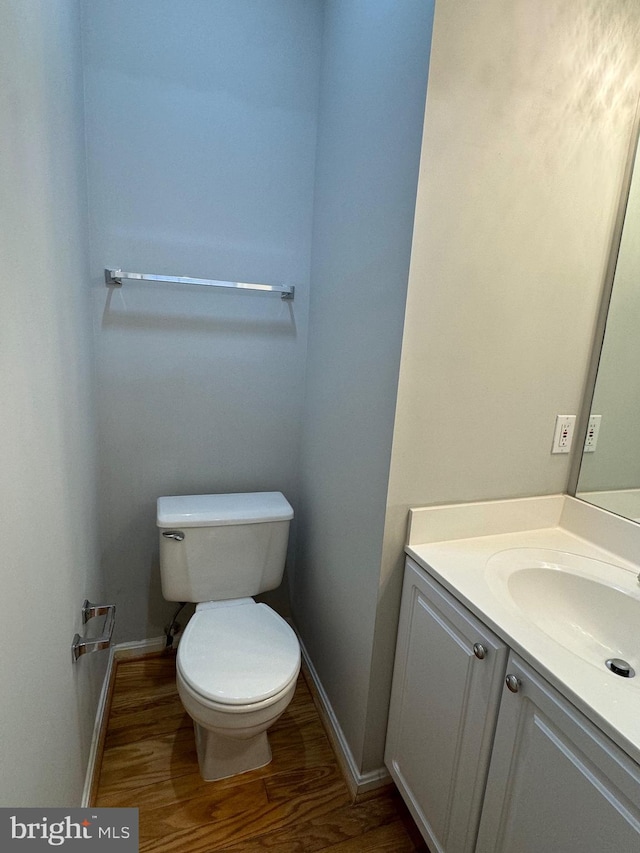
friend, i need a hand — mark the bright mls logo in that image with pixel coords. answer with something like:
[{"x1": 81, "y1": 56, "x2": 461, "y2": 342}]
[{"x1": 1, "y1": 809, "x2": 138, "y2": 851}]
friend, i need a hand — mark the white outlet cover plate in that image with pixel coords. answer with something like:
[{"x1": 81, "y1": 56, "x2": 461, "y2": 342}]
[{"x1": 552, "y1": 414, "x2": 576, "y2": 454}]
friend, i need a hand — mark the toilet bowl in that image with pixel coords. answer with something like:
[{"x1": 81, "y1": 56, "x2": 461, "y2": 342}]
[
  {"x1": 157, "y1": 490, "x2": 299, "y2": 781},
  {"x1": 175, "y1": 598, "x2": 300, "y2": 780}
]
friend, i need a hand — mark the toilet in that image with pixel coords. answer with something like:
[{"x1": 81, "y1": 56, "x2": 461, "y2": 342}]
[{"x1": 157, "y1": 491, "x2": 300, "y2": 781}]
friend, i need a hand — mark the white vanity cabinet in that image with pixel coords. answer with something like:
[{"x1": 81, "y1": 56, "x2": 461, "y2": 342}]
[
  {"x1": 387, "y1": 557, "x2": 640, "y2": 853},
  {"x1": 385, "y1": 558, "x2": 508, "y2": 853},
  {"x1": 476, "y1": 653, "x2": 640, "y2": 853}
]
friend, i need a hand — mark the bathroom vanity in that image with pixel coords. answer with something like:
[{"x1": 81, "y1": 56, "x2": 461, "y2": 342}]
[{"x1": 385, "y1": 495, "x2": 640, "y2": 853}]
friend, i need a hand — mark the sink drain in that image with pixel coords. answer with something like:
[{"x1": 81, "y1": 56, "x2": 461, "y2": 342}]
[{"x1": 605, "y1": 658, "x2": 635, "y2": 678}]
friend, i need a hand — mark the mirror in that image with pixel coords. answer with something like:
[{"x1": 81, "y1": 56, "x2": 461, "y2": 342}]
[{"x1": 575, "y1": 109, "x2": 640, "y2": 521}]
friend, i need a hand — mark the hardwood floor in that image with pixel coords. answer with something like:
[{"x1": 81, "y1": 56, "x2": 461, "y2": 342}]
[{"x1": 94, "y1": 653, "x2": 428, "y2": 852}]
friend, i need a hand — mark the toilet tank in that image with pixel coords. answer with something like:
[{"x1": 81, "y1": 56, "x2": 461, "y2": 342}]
[{"x1": 157, "y1": 492, "x2": 293, "y2": 603}]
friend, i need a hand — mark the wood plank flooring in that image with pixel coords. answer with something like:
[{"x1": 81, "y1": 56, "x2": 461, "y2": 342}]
[{"x1": 94, "y1": 653, "x2": 429, "y2": 852}]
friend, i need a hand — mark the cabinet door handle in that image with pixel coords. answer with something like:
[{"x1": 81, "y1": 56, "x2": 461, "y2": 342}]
[
  {"x1": 473, "y1": 643, "x2": 487, "y2": 660},
  {"x1": 505, "y1": 674, "x2": 520, "y2": 693}
]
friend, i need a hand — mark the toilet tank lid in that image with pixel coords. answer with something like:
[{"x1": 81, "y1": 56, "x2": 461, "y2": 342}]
[{"x1": 156, "y1": 491, "x2": 293, "y2": 528}]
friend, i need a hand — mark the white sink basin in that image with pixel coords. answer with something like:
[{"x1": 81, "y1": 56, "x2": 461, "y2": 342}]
[{"x1": 485, "y1": 548, "x2": 640, "y2": 676}]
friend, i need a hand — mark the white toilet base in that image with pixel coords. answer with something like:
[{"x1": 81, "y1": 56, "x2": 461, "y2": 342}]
[
  {"x1": 194, "y1": 722, "x2": 272, "y2": 781},
  {"x1": 176, "y1": 662, "x2": 299, "y2": 782}
]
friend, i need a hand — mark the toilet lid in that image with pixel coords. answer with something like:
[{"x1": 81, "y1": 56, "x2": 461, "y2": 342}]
[{"x1": 177, "y1": 601, "x2": 300, "y2": 705}]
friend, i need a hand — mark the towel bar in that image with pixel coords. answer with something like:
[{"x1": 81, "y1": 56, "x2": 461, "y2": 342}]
[{"x1": 105, "y1": 269, "x2": 295, "y2": 300}]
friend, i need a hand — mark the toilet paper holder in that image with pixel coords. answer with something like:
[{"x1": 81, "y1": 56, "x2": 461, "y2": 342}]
[{"x1": 71, "y1": 600, "x2": 116, "y2": 662}]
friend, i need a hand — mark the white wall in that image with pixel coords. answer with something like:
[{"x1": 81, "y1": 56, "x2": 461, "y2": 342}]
[
  {"x1": 292, "y1": 0, "x2": 434, "y2": 775},
  {"x1": 0, "y1": 0, "x2": 104, "y2": 806},
  {"x1": 388, "y1": 0, "x2": 640, "y2": 516},
  {"x1": 82, "y1": 0, "x2": 323, "y2": 641},
  {"x1": 578, "y1": 132, "x2": 640, "y2": 493}
]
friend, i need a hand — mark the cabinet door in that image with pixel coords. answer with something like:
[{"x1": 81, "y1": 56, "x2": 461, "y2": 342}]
[
  {"x1": 476, "y1": 653, "x2": 640, "y2": 853},
  {"x1": 385, "y1": 559, "x2": 508, "y2": 853}
]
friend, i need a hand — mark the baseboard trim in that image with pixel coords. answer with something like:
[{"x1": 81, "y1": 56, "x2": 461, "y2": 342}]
[
  {"x1": 112, "y1": 636, "x2": 167, "y2": 661},
  {"x1": 81, "y1": 637, "x2": 167, "y2": 806},
  {"x1": 297, "y1": 635, "x2": 390, "y2": 801}
]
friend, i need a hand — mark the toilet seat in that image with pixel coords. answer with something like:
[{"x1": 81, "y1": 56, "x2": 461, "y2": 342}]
[{"x1": 177, "y1": 599, "x2": 301, "y2": 707}]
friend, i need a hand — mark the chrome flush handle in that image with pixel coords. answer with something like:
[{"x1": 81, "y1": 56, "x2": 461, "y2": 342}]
[{"x1": 162, "y1": 530, "x2": 185, "y2": 541}]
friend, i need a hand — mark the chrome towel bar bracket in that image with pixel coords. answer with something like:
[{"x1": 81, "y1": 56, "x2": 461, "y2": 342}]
[
  {"x1": 105, "y1": 268, "x2": 295, "y2": 300},
  {"x1": 72, "y1": 599, "x2": 116, "y2": 662}
]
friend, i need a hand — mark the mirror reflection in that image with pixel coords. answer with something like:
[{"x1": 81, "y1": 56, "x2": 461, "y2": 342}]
[{"x1": 576, "y1": 119, "x2": 640, "y2": 521}]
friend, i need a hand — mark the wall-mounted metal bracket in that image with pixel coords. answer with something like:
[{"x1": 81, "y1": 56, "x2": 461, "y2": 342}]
[{"x1": 72, "y1": 599, "x2": 116, "y2": 662}]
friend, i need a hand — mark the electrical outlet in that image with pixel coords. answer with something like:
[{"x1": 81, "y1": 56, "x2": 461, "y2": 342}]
[
  {"x1": 552, "y1": 414, "x2": 576, "y2": 454},
  {"x1": 584, "y1": 415, "x2": 602, "y2": 453}
]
